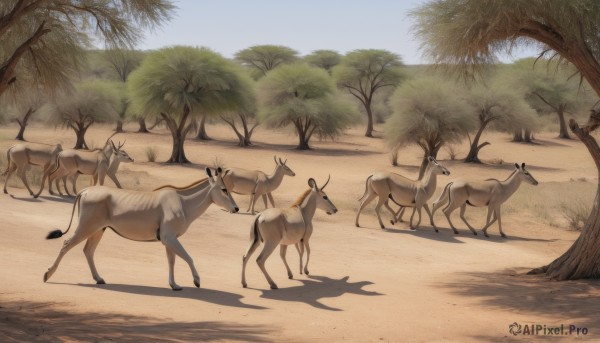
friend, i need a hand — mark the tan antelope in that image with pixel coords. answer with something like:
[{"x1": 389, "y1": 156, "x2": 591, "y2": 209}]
[
  {"x1": 3, "y1": 142, "x2": 62, "y2": 196},
  {"x1": 47, "y1": 140, "x2": 133, "y2": 196},
  {"x1": 223, "y1": 156, "x2": 295, "y2": 214},
  {"x1": 431, "y1": 163, "x2": 538, "y2": 237},
  {"x1": 241, "y1": 176, "x2": 337, "y2": 289},
  {"x1": 43, "y1": 167, "x2": 239, "y2": 290},
  {"x1": 355, "y1": 157, "x2": 450, "y2": 230}
]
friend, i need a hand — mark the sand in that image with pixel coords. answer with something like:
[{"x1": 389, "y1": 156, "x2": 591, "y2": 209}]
[{"x1": 0, "y1": 122, "x2": 598, "y2": 342}]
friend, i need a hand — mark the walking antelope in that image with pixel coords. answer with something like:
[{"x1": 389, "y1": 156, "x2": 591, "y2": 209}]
[
  {"x1": 43, "y1": 167, "x2": 239, "y2": 290},
  {"x1": 46, "y1": 140, "x2": 133, "y2": 196},
  {"x1": 355, "y1": 157, "x2": 450, "y2": 230},
  {"x1": 223, "y1": 156, "x2": 295, "y2": 214},
  {"x1": 3, "y1": 142, "x2": 62, "y2": 196},
  {"x1": 431, "y1": 163, "x2": 538, "y2": 237},
  {"x1": 241, "y1": 176, "x2": 337, "y2": 289}
]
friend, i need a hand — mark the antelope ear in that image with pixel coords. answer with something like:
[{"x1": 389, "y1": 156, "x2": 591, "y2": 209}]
[
  {"x1": 514, "y1": 163, "x2": 520, "y2": 170},
  {"x1": 216, "y1": 167, "x2": 223, "y2": 176},
  {"x1": 308, "y1": 178, "x2": 317, "y2": 189},
  {"x1": 521, "y1": 162, "x2": 526, "y2": 170},
  {"x1": 274, "y1": 155, "x2": 278, "y2": 165},
  {"x1": 205, "y1": 167, "x2": 213, "y2": 178}
]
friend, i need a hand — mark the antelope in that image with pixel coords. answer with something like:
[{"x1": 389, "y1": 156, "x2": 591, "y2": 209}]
[
  {"x1": 222, "y1": 156, "x2": 295, "y2": 214},
  {"x1": 43, "y1": 167, "x2": 239, "y2": 291},
  {"x1": 355, "y1": 157, "x2": 450, "y2": 230},
  {"x1": 3, "y1": 142, "x2": 62, "y2": 197},
  {"x1": 431, "y1": 163, "x2": 538, "y2": 237},
  {"x1": 47, "y1": 140, "x2": 133, "y2": 196},
  {"x1": 241, "y1": 176, "x2": 337, "y2": 289}
]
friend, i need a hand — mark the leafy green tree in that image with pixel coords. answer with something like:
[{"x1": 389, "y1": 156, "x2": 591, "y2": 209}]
[
  {"x1": 0, "y1": 75, "x2": 46, "y2": 140},
  {"x1": 220, "y1": 75, "x2": 259, "y2": 147},
  {"x1": 333, "y1": 49, "x2": 403, "y2": 137},
  {"x1": 0, "y1": 0, "x2": 173, "y2": 97},
  {"x1": 42, "y1": 80, "x2": 119, "y2": 149},
  {"x1": 413, "y1": 0, "x2": 600, "y2": 280},
  {"x1": 385, "y1": 78, "x2": 475, "y2": 177},
  {"x1": 257, "y1": 64, "x2": 358, "y2": 150},
  {"x1": 464, "y1": 86, "x2": 537, "y2": 163},
  {"x1": 304, "y1": 50, "x2": 342, "y2": 74},
  {"x1": 128, "y1": 46, "x2": 248, "y2": 163},
  {"x1": 235, "y1": 45, "x2": 298, "y2": 79}
]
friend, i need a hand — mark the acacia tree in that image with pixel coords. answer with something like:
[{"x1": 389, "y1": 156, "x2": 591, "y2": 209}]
[
  {"x1": 128, "y1": 46, "x2": 248, "y2": 163},
  {"x1": 333, "y1": 49, "x2": 404, "y2": 137},
  {"x1": 385, "y1": 78, "x2": 475, "y2": 178},
  {"x1": 104, "y1": 48, "x2": 144, "y2": 133},
  {"x1": 413, "y1": 0, "x2": 600, "y2": 280},
  {"x1": 304, "y1": 50, "x2": 342, "y2": 74},
  {"x1": 42, "y1": 81, "x2": 119, "y2": 149},
  {"x1": 465, "y1": 86, "x2": 537, "y2": 163},
  {"x1": 235, "y1": 45, "x2": 298, "y2": 80},
  {"x1": 0, "y1": 78, "x2": 46, "y2": 140},
  {"x1": 257, "y1": 64, "x2": 358, "y2": 150},
  {"x1": 220, "y1": 75, "x2": 258, "y2": 147},
  {"x1": 0, "y1": 1, "x2": 173, "y2": 98}
]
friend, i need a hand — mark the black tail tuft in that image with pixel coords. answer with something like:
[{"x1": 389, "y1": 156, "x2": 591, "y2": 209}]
[{"x1": 46, "y1": 229, "x2": 63, "y2": 239}]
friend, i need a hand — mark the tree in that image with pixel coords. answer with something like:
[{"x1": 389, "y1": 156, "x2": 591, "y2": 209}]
[
  {"x1": 413, "y1": 0, "x2": 600, "y2": 280},
  {"x1": 257, "y1": 64, "x2": 358, "y2": 150},
  {"x1": 42, "y1": 80, "x2": 119, "y2": 149},
  {"x1": 333, "y1": 49, "x2": 404, "y2": 137},
  {"x1": 464, "y1": 86, "x2": 537, "y2": 163},
  {"x1": 385, "y1": 78, "x2": 475, "y2": 178},
  {"x1": 0, "y1": 77, "x2": 46, "y2": 140},
  {"x1": 304, "y1": 50, "x2": 342, "y2": 74},
  {"x1": 0, "y1": 0, "x2": 173, "y2": 98},
  {"x1": 220, "y1": 75, "x2": 259, "y2": 147},
  {"x1": 235, "y1": 45, "x2": 298, "y2": 79},
  {"x1": 104, "y1": 48, "x2": 144, "y2": 133},
  {"x1": 128, "y1": 46, "x2": 248, "y2": 163}
]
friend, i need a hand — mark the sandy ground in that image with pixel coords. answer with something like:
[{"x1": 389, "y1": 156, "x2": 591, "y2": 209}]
[{"x1": 0, "y1": 122, "x2": 599, "y2": 342}]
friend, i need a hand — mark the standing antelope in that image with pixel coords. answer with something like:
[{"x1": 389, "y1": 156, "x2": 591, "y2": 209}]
[
  {"x1": 355, "y1": 157, "x2": 450, "y2": 230},
  {"x1": 241, "y1": 176, "x2": 337, "y2": 290},
  {"x1": 43, "y1": 167, "x2": 239, "y2": 290},
  {"x1": 223, "y1": 156, "x2": 295, "y2": 214},
  {"x1": 47, "y1": 140, "x2": 133, "y2": 196},
  {"x1": 3, "y1": 142, "x2": 62, "y2": 196},
  {"x1": 431, "y1": 163, "x2": 538, "y2": 237}
]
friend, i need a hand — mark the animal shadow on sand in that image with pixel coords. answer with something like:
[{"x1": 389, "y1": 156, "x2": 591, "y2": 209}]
[
  {"x1": 252, "y1": 275, "x2": 381, "y2": 311},
  {"x1": 70, "y1": 283, "x2": 266, "y2": 310},
  {"x1": 441, "y1": 268, "x2": 600, "y2": 342},
  {"x1": 0, "y1": 300, "x2": 270, "y2": 342},
  {"x1": 382, "y1": 226, "x2": 558, "y2": 244}
]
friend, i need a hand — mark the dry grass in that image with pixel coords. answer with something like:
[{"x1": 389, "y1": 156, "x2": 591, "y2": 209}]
[{"x1": 144, "y1": 146, "x2": 158, "y2": 162}]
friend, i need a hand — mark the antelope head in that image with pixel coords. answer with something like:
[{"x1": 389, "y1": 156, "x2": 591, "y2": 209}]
[
  {"x1": 274, "y1": 156, "x2": 296, "y2": 176},
  {"x1": 514, "y1": 163, "x2": 539, "y2": 186},
  {"x1": 110, "y1": 140, "x2": 134, "y2": 163},
  {"x1": 206, "y1": 167, "x2": 239, "y2": 213},
  {"x1": 308, "y1": 175, "x2": 337, "y2": 215},
  {"x1": 428, "y1": 156, "x2": 450, "y2": 176}
]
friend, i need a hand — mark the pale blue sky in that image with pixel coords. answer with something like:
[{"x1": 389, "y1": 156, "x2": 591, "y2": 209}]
[{"x1": 139, "y1": 0, "x2": 536, "y2": 65}]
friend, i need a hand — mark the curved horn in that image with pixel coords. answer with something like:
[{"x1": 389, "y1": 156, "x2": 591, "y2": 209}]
[
  {"x1": 274, "y1": 155, "x2": 278, "y2": 165},
  {"x1": 104, "y1": 132, "x2": 118, "y2": 147},
  {"x1": 321, "y1": 174, "x2": 331, "y2": 190},
  {"x1": 110, "y1": 140, "x2": 118, "y2": 151},
  {"x1": 284, "y1": 159, "x2": 288, "y2": 164},
  {"x1": 118, "y1": 140, "x2": 126, "y2": 150},
  {"x1": 279, "y1": 157, "x2": 284, "y2": 165}
]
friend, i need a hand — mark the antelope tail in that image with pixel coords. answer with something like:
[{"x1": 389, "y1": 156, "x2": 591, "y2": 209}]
[
  {"x1": 249, "y1": 215, "x2": 263, "y2": 244},
  {"x1": 47, "y1": 152, "x2": 62, "y2": 177},
  {"x1": 1, "y1": 147, "x2": 12, "y2": 176},
  {"x1": 358, "y1": 175, "x2": 373, "y2": 202},
  {"x1": 46, "y1": 192, "x2": 83, "y2": 239},
  {"x1": 433, "y1": 182, "x2": 454, "y2": 215}
]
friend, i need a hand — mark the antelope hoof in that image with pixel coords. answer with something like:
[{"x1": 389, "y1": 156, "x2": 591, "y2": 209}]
[
  {"x1": 170, "y1": 284, "x2": 183, "y2": 291},
  {"x1": 484, "y1": 233, "x2": 490, "y2": 238},
  {"x1": 194, "y1": 280, "x2": 200, "y2": 288},
  {"x1": 3, "y1": 189, "x2": 7, "y2": 194},
  {"x1": 434, "y1": 228, "x2": 439, "y2": 233},
  {"x1": 32, "y1": 194, "x2": 39, "y2": 198},
  {"x1": 453, "y1": 230, "x2": 459, "y2": 235},
  {"x1": 410, "y1": 227, "x2": 416, "y2": 231},
  {"x1": 501, "y1": 233, "x2": 507, "y2": 238},
  {"x1": 473, "y1": 232, "x2": 478, "y2": 236},
  {"x1": 270, "y1": 283, "x2": 278, "y2": 290},
  {"x1": 43, "y1": 271, "x2": 50, "y2": 282},
  {"x1": 355, "y1": 223, "x2": 360, "y2": 228},
  {"x1": 390, "y1": 220, "x2": 395, "y2": 225},
  {"x1": 96, "y1": 279, "x2": 106, "y2": 285},
  {"x1": 288, "y1": 274, "x2": 293, "y2": 279},
  {"x1": 242, "y1": 282, "x2": 247, "y2": 288},
  {"x1": 304, "y1": 269, "x2": 309, "y2": 275}
]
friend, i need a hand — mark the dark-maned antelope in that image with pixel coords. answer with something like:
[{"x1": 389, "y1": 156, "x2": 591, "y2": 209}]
[
  {"x1": 3, "y1": 142, "x2": 62, "y2": 196},
  {"x1": 241, "y1": 176, "x2": 337, "y2": 289},
  {"x1": 47, "y1": 140, "x2": 133, "y2": 196},
  {"x1": 355, "y1": 157, "x2": 450, "y2": 230},
  {"x1": 43, "y1": 167, "x2": 239, "y2": 290},
  {"x1": 223, "y1": 156, "x2": 295, "y2": 214},
  {"x1": 432, "y1": 163, "x2": 538, "y2": 237}
]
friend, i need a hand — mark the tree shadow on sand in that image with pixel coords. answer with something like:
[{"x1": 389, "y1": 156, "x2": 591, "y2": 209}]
[
  {"x1": 250, "y1": 275, "x2": 381, "y2": 311},
  {"x1": 382, "y1": 227, "x2": 558, "y2": 244},
  {"x1": 71, "y1": 283, "x2": 266, "y2": 310},
  {"x1": 0, "y1": 300, "x2": 271, "y2": 342},
  {"x1": 440, "y1": 268, "x2": 600, "y2": 341}
]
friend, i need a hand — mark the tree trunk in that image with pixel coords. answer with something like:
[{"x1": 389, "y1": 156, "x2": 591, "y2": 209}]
[
  {"x1": 15, "y1": 108, "x2": 33, "y2": 141},
  {"x1": 391, "y1": 145, "x2": 400, "y2": 166},
  {"x1": 296, "y1": 132, "x2": 310, "y2": 150},
  {"x1": 528, "y1": 119, "x2": 600, "y2": 279},
  {"x1": 196, "y1": 114, "x2": 211, "y2": 140},
  {"x1": 512, "y1": 129, "x2": 523, "y2": 142},
  {"x1": 524, "y1": 128, "x2": 533, "y2": 143},
  {"x1": 465, "y1": 120, "x2": 492, "y2": 163},
  {"x1": 167, "y1": 129, "x2": 189, "y2": 163},
  {"x1": 115, "y1": 120, "x2": 123, "y2": 133},
  {"x1": 365, "y1": 103, "x2": 374, "y2": 137},
  {"x1": 15, "y1": 123, "x2": 26, "y2": 141},
  {"x1": 418, "y1": 145, "x2": 440, "y2": 179},
  {"x1": 137, "y1": 118, "x2": 149, "y2": 133},
  {"x1": 557, "y1": 108, "x2": 571, "y2": 139},
  {"x1": 74, "y1": 127, "x2": 88, "y2": 149}
]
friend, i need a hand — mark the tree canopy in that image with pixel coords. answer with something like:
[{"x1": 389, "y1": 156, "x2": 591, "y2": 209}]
[
  {"x1": 235, "y1": 45, "x2": 298, "y2": 79},
  {"x1": 304, "y1": 50, "x2": 342, "y2": 74}
]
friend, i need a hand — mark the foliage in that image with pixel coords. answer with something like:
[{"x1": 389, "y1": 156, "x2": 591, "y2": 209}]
[
  {"x1": 257, "y1": 63, "x2": 359, "y2": 149},
  {"x1": 304, "y1": 50, "x2": 342, "y2": 74},
  {"x1": 235, "y1": 45, "x2": 298, "y2": 79}
]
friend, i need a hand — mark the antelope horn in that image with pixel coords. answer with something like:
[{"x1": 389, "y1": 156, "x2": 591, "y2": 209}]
[
  {"x1": 118, "y1": 140, "x2": 126, "y2": 150},
  {"x1": 284, "y1": 159, "x2": 288, "y2": 164},
  {"x1": 321, "y1": 174, "x2": 331, "y2": 190},
  {"x1": 279, "y1": 157, "x2": 284, "y2": 165},
  {"x1": 104, "y1": 132, "x2": 118, "y2": 147},
  {"x1": 274, "y1": 155, "x2": 278, "y2": 165},
  {"x1": 110, "y1": 140, "x2": 118, "y2": 151}
]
